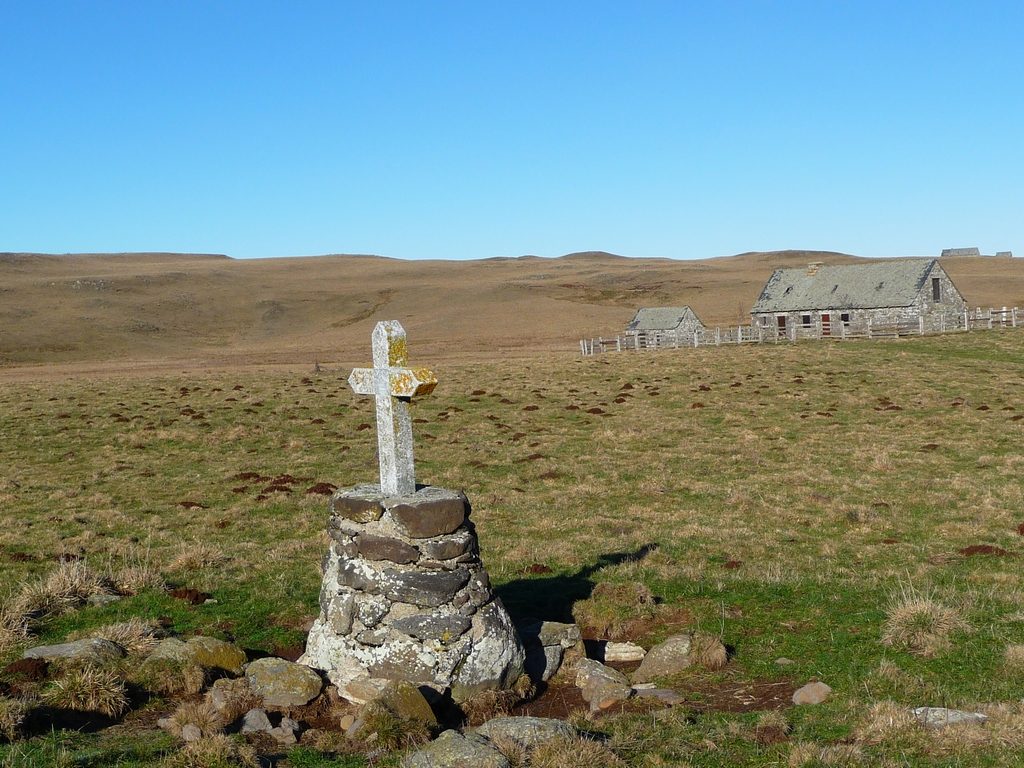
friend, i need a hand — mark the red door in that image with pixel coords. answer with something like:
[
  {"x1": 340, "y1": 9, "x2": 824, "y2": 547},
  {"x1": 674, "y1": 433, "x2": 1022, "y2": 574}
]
[{"x1": 821, "y1": 313, "x2": 831, "y2": 337}]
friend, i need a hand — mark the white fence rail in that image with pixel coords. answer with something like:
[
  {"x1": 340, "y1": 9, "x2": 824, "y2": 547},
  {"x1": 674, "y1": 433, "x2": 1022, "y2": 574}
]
[{"x1": 580, "y1": 307, "x2": 1019, "y2": 356}]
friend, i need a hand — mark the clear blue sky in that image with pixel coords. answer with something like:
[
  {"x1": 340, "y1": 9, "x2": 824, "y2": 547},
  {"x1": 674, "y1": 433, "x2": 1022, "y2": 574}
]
[{"x1": 2, "y1": 1, "x2": 1021, "y2": 260}]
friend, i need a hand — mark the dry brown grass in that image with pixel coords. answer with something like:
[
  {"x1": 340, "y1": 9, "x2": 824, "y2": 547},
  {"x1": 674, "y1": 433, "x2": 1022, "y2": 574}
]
[
  {"x1": 1004, "y1": 644, "x2": 1024, "y2": 674},
  {"x1": 78, "y1": 617, "x2": 164, "y2": 656},
  {"x1": 529, "y1": 735, "x2": 627, "y2": 768},
  {"x1": 163, "y1": 700, "x2": 226, "y2": 739},
  {"x1": 572, "y1": 582, "x2": 657, "y2": 640},
  {"x1": 0, "y1": 696, "x2": 27, "y2": 742},
  {"x1": 42, "y1": 665, "x2": 129, "y2": 718},
  {"x1": 881, "y1": 583, "x2": 968, "y2": 657},
  {"x1": 355, "y1": 701, "x2": 432, "y2": 751},
  {"x1": 460, "y1": 674, "x2": 535, "y2": 725},
  {"x1": 159, "y1": 734, "x2": 259, "y2": 768},
  {"x1": 690, "y1": 631, "x2": 728, "y2": 670},
  {"x1": 127, "y1": 657, "x2": 207, "y2": 696}
]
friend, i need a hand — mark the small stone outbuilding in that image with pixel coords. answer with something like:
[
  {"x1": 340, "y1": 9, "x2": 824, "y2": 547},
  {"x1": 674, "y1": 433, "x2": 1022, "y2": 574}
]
[
  {"x1": 751, "y1": 259, "x2": 967, "y2": 337},
  {"x1": 626, "y1": 307, "x2": 705, "y2": 339}
]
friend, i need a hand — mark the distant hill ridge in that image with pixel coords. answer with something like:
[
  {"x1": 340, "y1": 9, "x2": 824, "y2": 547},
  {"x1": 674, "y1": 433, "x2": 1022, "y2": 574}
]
[{"x1": 0, "y1": 249, "x2": 1021, "y2": 368}]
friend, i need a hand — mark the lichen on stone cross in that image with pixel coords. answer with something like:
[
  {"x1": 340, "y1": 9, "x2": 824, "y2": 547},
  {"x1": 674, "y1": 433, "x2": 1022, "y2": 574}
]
[{"x1": 348, "y1": 321, "x2": 437, "y2": 495}]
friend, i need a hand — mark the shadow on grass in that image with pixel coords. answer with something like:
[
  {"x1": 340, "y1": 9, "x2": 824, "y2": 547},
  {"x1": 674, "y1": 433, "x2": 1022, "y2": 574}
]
[{"x1": 495, "y1": 543, "x2": 659, "y2": 623}]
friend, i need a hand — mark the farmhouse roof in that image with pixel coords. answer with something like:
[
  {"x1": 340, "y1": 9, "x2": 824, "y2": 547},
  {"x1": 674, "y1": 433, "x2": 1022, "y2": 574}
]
[
  {"x1": 626, "y1": 307, "x2": 698, "y2": 332},
  {"x1": 752, "y1": 259, "x2": 939, "y2": 313}
]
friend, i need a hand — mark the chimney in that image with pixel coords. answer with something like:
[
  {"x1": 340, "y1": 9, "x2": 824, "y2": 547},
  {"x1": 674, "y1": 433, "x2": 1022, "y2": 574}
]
[{"x1": 807, "y1": 262, "x2": 824, "y2": 276}]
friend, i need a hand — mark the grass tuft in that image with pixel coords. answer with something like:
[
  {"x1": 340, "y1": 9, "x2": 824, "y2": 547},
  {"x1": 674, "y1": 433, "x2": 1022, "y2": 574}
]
[
  {"x1": 881, "y1": 583, "x2": 968, "y2": 657},
  {"x1": 530, "y1": 735, "x2": 627, "y2": 768},
  {"x1": 0, "y1": 696, "x2": 28, "y2": 742},
  {"x1": 690, "y1": 631, "x2": 728, "y2": 670},
  {"x1": 42, "y1": 665, "x2": 129, "y2": 718},
  {"x1": 77, "y1": 617, "x2": 165, "y2": 656},
  {"x1": 356, "y1": 701, "x2": 432, "y2": 751},
  {"x1": 159, "y1": 734, "x2": 259, "y2": 768},
  {"x1": 572, "y1": 582, "x2": 657, "y2": 640},
  {"x1": 164, "y1": 700, "x2": 226, "y2": 739}
]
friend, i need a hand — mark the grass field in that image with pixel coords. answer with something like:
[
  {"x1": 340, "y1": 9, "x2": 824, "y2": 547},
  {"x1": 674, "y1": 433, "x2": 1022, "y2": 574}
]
[{"x1": 2, "y1": 329, "x2": 1024, "y2": 766}]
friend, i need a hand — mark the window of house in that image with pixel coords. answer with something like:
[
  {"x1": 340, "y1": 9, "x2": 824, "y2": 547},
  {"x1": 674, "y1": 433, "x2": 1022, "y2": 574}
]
[
  {"x1": 840, "y1": 312, "x2": 851, "y2": 324},
  {"x1": 801, "y1": 314, "x2": 812, "y2": 328},
  {"x1": 932, "y1": 277, "x2": 941, "y2": 301},
  {"x1": 777, "y1": 316, "x2": 786, "y2": 330}
]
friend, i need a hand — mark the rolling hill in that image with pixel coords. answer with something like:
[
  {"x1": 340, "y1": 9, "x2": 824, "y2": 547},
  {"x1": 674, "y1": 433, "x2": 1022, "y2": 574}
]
[{"x1": 2, "y1": 249, "x2": 1022, "y2": 370}]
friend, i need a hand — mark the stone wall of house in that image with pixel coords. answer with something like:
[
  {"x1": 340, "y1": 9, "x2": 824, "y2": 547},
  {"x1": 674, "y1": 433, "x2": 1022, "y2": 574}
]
[{"x1": 751, "y1": 265, "x2": 967, "y2": 335}]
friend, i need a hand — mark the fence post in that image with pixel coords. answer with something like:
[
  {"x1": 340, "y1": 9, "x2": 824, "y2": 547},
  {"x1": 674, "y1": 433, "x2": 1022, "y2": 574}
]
[
  {"x1": 939, "y1": 314, "x2": 945, "y2": 333},
  {"x1": 1014, "y1": 307, "x2": 1018, "y2": 328},
  {"x1": 919, "y1": 316, "x2": 925, "y2": 335}
]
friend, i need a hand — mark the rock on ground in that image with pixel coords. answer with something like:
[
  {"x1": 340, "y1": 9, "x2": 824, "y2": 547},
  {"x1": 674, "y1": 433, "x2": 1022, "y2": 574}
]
[
  {"x1": 912, "y1": 707, "x2": 988, "y2": 728},
  {"x1": 631, "y1": 634, "x2": 693, "y2": 683},
  {"x1": 246, "y1": 657, "x2": 324, "y2": 708},
  {"x1": 23, "y1": 638, "x2": 125, "y2": 665},
  {"x1": 575, "y1": 658, "x2": 633, "y2": 711},
  {"x1": 450, "y1": 600, "x2": 526, "y2": 702},
  {"x1": 241, "y1": 708, "x2": 273, "y2": 734},
  {"x1": 401, "y1": 729, "x2": 510, "y2": 768},
  {"x1": 476, "y1": 716, "x2": 576, "y2": 750},
  {"x1": 377, "y1": 680, "x2": 438, "y2": 726},
  {"x1": 792, "y1": 681, "x2": 832, "y2": 705},
  {"x1": 604, "y1": 641, "x2": 646, "y2": 663}
]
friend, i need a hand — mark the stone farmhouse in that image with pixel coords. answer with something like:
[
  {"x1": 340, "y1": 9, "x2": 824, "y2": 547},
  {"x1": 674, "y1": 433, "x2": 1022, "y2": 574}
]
[
  {"x1": 626, "y1": 306, "x2": 705, "y2": 339},
  {"x1": 751, "y1": 259, "x2": 967, "y2": 337}
]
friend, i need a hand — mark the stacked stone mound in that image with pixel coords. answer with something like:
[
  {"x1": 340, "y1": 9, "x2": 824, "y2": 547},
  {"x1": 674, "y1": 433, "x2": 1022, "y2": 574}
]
[{"x1": 301, "y1": 484, "x2": 525, "y2": 702}]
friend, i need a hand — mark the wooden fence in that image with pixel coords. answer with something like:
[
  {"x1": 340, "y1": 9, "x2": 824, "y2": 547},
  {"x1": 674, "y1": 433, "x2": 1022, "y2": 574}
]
[{"x1": 580, "y1": 306, "x2": 1020, "y2": 356}]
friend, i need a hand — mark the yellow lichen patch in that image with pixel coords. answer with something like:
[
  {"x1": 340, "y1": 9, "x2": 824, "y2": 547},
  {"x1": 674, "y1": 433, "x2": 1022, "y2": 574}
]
[{"x1": 386, "y1": 333, "x2": 408, "y2": 366}]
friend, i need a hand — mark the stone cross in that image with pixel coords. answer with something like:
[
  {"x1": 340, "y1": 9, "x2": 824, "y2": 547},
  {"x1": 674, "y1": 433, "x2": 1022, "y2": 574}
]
[{"x1": 348, "y1": 321, "x2": 437, "y2": 496}]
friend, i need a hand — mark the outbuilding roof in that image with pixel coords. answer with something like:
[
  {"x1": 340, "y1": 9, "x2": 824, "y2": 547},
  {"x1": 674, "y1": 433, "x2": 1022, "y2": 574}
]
[
  {"x1": 752, "y1": 259, "x2": 939, "y2": 313},
  {"x1": 626, "y1": 306, "x2": 701, "y2": 332}
]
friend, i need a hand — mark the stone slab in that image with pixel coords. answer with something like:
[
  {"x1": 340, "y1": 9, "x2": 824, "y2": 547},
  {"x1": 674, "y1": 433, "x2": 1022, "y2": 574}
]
[{"x1": 386, "y1": 487, "x2": 468, "y2": 539}]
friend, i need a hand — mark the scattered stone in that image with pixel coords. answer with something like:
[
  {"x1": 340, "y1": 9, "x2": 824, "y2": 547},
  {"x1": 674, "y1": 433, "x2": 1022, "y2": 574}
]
[
  {"x1": 451, "y1": 600, "x2": 526, "y2": 702},
  {"x1": 339, "y1": 713, "x2": 356, "y2": 730},
  {"x1": 775, "y1": 657, "x2": 796, "y2": 666},
  {"x1": 270, "y1": 716, "x2": 300, "y2": 744},
  {"x1": 180, "y1": 724, "x2": 203, "y2": 742},
  {"x1": 633, "y1": 687, "x2": 686, "y2": 706},
  {"x1": 912, "y1": 707, "x2": 988, "y2": 728},
  {"x1": 524, "y1": 643, "x2": 564, "y2": 682},
  {"x1": 341, "y1": 676, "x2": 391, "y2": 705},
  {"x1": 241, "y1": 708, "x2": 273, "y2": 734},
  {"x1": 631, "y1": 634, "x2": 693, "y2": 683},
  {"x1": 246, "y1": 657, "x2": 324, "y2": 708},
  {"x1": 518, "y1": 620, "x2": 581, "y2": 650},
  {"x1": 206, "y1": 677, "x2": 253, "y2": 716},
  {"x1": 792, "y1": 681, "x2": 832, "y2": 705},
  {"x1": 402, "y1": 729, "x2": 510, "y2": 768},
  {"x1": 605, "y1": 641, "x2": 646, "y2": 663},
  {"x1": 24, "y1": 638, "x2": 125, "y2": 665},
  {"x1": 185, "y1": 636, "x2": 247, "y2": 675},
  {"x1": 476, "y1": 716, "x2": 575, "y2": 750},
  {"x1": 377, "y1": 680, "x2": 438, "y2": 726},
  {"x1": 575, "y1": 658, "x2": 633, "y2": 711}
]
